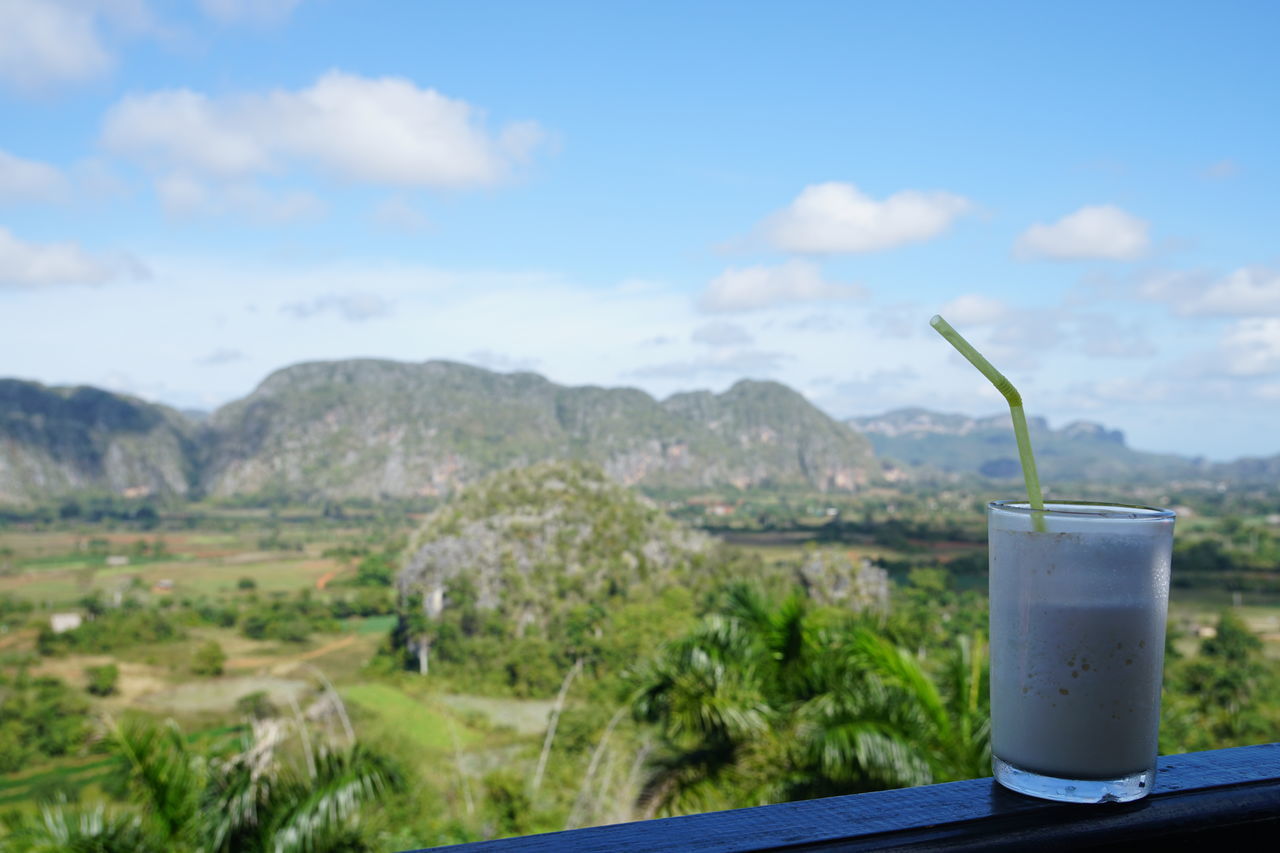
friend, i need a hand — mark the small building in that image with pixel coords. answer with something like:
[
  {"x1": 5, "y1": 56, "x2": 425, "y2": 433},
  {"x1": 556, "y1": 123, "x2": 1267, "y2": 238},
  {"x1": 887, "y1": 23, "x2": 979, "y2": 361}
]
[
  {"x1": 50, "y1": 612, "x2": 83, "y2": 634},
  {"x1": 153, "y1": 579, "x2": 175, "y2": 593},
  {"x1": 105, "y1": 555, "x2": 130, "y2": 567}
]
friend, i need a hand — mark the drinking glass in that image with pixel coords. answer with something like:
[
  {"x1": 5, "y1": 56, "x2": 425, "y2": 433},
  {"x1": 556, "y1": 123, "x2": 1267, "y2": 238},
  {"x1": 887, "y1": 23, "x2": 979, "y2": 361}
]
[{"x1": 988, "y1": 500, "x2": 1175, "y2": 803}]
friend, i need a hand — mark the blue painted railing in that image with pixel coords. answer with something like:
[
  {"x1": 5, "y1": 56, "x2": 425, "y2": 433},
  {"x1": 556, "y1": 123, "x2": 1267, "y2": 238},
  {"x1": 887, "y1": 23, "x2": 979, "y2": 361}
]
[{"x1": 410, "y1": 743, "x2": 1280, "y2": 852}]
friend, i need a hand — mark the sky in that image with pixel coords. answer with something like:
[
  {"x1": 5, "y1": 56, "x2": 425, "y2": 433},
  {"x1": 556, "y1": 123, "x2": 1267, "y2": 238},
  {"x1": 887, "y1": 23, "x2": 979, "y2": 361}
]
[{"x1": 1, "y1": 1, "x2": 1279, "y2": 461}]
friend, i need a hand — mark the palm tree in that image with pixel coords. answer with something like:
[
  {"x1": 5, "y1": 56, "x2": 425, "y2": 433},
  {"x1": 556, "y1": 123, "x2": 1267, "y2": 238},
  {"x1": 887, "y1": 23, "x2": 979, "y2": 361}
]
[
  {"x1": 3, "y1": 713, "x2": 401, "y2": 853},
  {"x1": 632, "y1": 584, "x2": 989, "y2": 816},
  {"x1": 0, "y1": 803, "x2": 162, "y2": 853}
]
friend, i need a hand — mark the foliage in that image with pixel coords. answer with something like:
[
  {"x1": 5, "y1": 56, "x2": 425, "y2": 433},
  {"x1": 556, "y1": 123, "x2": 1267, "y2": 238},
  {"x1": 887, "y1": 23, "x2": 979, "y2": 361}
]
[
  {"x1": 354, "y1": 552, "x2": 396, "y2": 587},
  {"x1": 6, "y1": 714, "x2": 405, "y2": 853},
  {"x1": 191, "y1": 641, "x2": 226, "y2": 677},
  {"x1": 631, "y1": 584, "x2": 989, "y2": 816},
  {"x1": 0, "y1": 672, "x2": 93, "y2": 773},
  {"x1": 240, "y1": 591, "x2": 339, "y2": 643},
  {"x1": 1162, "y1": 611, "x2": 1280, "y2": 753},
  {"x1": 0, "y1": 803, "x2": 162, "y2": 853},
  {"x1": 234, "y1": 691, "x2": 278, "y2": 720},
  {"x1": 85, "y1": 664, "x2": 120, "y2": 697},
  {"x1": 38, "y1": 603, "x2": 183, "y2": 655}
]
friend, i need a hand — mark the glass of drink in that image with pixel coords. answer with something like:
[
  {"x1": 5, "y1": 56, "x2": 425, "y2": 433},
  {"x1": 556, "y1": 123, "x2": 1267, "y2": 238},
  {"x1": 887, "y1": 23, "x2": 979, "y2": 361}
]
[{"x1": 988, "y1": 500, "x2": 1175, "y2": 803}]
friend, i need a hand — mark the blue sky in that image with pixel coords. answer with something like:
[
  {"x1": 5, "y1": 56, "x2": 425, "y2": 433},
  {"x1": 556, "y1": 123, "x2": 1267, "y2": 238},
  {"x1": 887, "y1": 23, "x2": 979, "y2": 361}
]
[{"x1": 1, "y1": 1, "x2": 1278, "y2": 460}]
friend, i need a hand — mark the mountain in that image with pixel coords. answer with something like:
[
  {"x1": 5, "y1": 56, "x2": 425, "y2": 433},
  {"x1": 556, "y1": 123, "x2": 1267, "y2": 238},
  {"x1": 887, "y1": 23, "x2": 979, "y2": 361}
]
[
  {"x1": 1211, "y1": 454, "x2": 1280, "y2": 485},
  {"x1": 397, "y1": 460, "x2": 714, "y2": 632},
  {"x1": 849, "y1": 407, "x2": 1206, "y2": 483},
  {"x1": 0, "y1": 379, "x2": 198, "y2": 504},
  {"x1": 199, "y1": 359, "x2": 879, "y2": 500}
]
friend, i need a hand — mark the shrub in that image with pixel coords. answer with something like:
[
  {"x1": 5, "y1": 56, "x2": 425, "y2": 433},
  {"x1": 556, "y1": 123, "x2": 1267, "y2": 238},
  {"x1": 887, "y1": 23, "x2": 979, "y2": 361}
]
[
  {"x1": 191, "y1": 641, "x2": 226, "y2": 677},
  {"x1": 85, "y1": 663, "x2": 119, "y2": 696}
]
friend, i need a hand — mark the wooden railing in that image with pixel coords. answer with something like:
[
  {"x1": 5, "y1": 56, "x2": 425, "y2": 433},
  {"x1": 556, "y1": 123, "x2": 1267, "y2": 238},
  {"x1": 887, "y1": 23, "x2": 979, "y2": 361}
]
[{"x1": 408, "y1": 743, "x2": 1280, "y2": 851}]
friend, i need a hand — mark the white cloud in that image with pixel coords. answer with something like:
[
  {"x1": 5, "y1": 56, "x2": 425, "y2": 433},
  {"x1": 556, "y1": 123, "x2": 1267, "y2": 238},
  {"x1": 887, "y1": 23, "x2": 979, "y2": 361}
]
[
  {"x1": 155, "y1": 172, "x2": 208, "y2": 213},
  {"x1": 102, "y1": 71, "x2": 546, "y2": 188},
  {"x1": 0, "y1": 0, "x2": 111, "y2": 92},
  {"x1": 699, "y1": 260, "x2": 862, "y2": 313},
  {"x1": 281, "y1": 292, "x2": 394, "y2": 322},
  {"x1": 759, "y1": 182, "x2": 972, "y2": 254},
  {"x1": 939, "y1": 293, "x2": 1008, "y2": 326},
  {"x1": 691, "y1": 322, "x2": 753, "y2": 346},
  {"x1": 156, "y1": 173, "x2": 325, "y2": 222},
  {"x1": 1145, "y1": 267, "x2": 1280, "y2": 317},
  {"x1": 1254, "y1": 382, "x2": 1280, "y2": 401},
  {"x1": 1015, "y1": 205, "x2": 1150, "y2": 261},
  {"x1": 1216, "y1": 318, "x2": 1280, "y2": 376},
  {"x1": 0, "y1": 1, "x2": 162, "y2": 94},
  {"x1": 199, "y1": 0, "x2": 302, "y2": 25},
  {"x1": 0, "y1": 149, "x2": 68, "y2": 202},
  {"x1": 0, "y1": 226, "x2": 147, "y2": 287}
]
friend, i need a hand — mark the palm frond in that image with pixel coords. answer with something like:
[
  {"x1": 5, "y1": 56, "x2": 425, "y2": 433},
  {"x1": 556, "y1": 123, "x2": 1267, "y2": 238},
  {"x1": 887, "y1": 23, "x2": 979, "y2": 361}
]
[
  {"x1": 1, "y1": 802, "x2": 163, "y2": 853},
  {"x1": 105, "y1": 715, "x2": 203, "y2": 845},
  {"x1": 265, "y1": 744, "x2": 399, "y2": 853}
]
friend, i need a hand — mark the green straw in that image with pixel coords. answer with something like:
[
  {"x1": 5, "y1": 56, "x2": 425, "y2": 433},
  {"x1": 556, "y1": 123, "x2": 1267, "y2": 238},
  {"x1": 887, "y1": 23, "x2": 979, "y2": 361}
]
[{"x1": 929, "y1": 314, "x2": 1046, "y2": 521}]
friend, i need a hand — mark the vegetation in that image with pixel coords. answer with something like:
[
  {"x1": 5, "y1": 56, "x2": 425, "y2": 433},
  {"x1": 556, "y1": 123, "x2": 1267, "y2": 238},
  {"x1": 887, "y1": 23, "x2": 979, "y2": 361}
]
[
  {"x1": 0, "y1": 672, "x2": 93, "y2": 773},
  {"x1": 0, "y1": 715, "x2": 402, "y2": 852},
  {"x1": 0, "y1": 457, "x2": 1278, "y2": 847},
  {"x1": 190, "y1": 642, "x2": 226, "y2": 677},
  {"x1": 632, "y1": 585, "x2": 987, "y2": 816},
  {"x1": 85, "y1": 664, "x2": 120, "y2": 697}
]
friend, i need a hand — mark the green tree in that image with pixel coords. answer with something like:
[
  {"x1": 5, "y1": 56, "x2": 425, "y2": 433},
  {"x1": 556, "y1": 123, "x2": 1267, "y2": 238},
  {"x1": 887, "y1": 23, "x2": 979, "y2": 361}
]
[
  {"x1": 0, "y1": 803, "x2": 161, "y2": 853},
  {"x1": 632, "y1": 585, "x2": 988, "y2": 817},
  {"x1": 191, "y1": 641, "x2": 226, "y2": 677},
  {"x1": 86, "y1": 663, "x2": 120, "y2": 696},
  {"x1": 0, "y1": 674, "x2": 93, "y2": 772},
  {"x1": 1163, "y1": 610, "x2": 1280, "y2": 752},
  {"x1": 8, "y1": 715, "x2": 402, "y2": 853},
  {"x1": 354, "y1": 553, "x2": 395, "y2": 587}
]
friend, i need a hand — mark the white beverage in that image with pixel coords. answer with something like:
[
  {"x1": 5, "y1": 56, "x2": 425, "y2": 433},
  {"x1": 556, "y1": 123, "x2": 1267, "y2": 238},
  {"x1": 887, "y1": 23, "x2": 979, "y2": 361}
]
[
  {"x1": 989, "y1": 601, "x2": 1166, "y2": 779},
  {"x1": 988, "y1": 503, "x2": 1174, "y2": 796}
]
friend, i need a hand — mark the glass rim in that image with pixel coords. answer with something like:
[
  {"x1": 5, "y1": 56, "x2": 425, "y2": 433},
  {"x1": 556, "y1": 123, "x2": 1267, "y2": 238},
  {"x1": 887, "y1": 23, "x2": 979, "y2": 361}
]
[{"x1": 988, "y1": 499, "x2": 1175, "y2": 521}]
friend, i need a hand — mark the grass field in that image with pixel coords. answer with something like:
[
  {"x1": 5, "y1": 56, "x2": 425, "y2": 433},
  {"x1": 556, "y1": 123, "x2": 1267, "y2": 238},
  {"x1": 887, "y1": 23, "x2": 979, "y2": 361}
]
[
  {"x1": 343, "y1": 683, "x2": 486, "y2": 752},
  {"x1": 0, "y1": 527, "x2": 373, "y2": 608}
]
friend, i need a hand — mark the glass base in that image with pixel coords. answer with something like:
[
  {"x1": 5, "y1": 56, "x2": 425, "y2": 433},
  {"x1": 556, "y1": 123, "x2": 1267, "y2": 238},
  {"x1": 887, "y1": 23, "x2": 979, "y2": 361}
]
[{"x1": 993, "y1": 756, "x2": 1155, "y2": 803}]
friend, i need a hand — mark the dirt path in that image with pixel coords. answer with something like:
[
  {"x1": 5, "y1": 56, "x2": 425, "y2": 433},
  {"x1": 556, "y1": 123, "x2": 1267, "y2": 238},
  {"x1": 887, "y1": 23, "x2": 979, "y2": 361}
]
[
  {"x1": 315, "y1": 568, "x2": 342, "y2": 590},
  {"x1": 225, "y1": 633, "x2": 359, "y2": 670}
]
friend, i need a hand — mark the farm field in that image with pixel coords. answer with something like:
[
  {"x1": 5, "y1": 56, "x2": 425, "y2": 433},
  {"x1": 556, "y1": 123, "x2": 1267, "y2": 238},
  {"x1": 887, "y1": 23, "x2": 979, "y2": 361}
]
[
  {"x1": 0, "y1": 529, "x2": 355, "y2": 607},
  {"x1": 0, "y1": 517, "x2": 561, "y2": 826}
]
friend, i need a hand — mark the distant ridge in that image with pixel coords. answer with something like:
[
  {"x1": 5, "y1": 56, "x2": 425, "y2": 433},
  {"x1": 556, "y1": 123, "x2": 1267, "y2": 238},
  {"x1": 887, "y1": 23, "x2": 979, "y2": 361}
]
[
  {"x1": 849, "y1": 407, "x2": 1208, "y2": 484},
  {"x1": 3, "y1": 367, "x2": 1273, "y2": 505},
  {"x1": 202, "y1": 359, "x2": 879, "y2": 500},
  {"x1": 0, "y1": 379, "x2": 197, "y2": 504},
  {"x1": 0, "y1": 361, "x2": 879, "y2": 504}
]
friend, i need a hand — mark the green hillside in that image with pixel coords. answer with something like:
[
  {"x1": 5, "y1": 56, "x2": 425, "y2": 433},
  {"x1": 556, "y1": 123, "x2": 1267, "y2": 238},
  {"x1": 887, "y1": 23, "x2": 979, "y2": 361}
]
[
  {"x1": 201, "y1": 359, "x2": 879, "y2": 500},
  {"x1": 0, "y1": 379, "x2": 198, "y2": 505}
]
